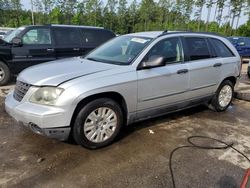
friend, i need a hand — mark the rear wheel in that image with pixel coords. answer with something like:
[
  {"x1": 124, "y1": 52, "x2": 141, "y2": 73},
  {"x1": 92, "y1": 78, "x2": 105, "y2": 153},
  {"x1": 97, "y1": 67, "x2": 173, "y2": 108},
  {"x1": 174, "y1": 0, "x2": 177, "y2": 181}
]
[
  {"x1": 0, "y1": 61, "x2": 11, "y2": 86},
  {"x1": 209, "y1": 80, "x2": 234, "y2": 112},
  {"x1": 73, "y1": 98, "x2": 123, "y2": 149}
]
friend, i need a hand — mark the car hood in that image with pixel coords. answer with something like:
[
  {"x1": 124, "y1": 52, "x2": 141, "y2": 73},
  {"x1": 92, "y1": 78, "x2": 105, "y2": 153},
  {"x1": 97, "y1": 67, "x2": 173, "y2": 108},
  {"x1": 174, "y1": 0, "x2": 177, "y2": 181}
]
[{"x1": 18, "y1": 57, "x2": 119, "y2": 86}]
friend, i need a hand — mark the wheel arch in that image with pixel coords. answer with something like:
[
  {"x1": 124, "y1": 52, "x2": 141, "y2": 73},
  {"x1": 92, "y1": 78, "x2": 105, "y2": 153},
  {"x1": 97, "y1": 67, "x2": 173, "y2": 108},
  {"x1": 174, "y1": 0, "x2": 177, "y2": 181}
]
[
  {"x1": 0, "y1": 57, "x2": 9, "y2": 66},
  {"x1": 221, "y1": 76, "x2": 237, "y2": 86},
  {"x1": 70, "y1": 91, "x2": 128, "y2": 128}
]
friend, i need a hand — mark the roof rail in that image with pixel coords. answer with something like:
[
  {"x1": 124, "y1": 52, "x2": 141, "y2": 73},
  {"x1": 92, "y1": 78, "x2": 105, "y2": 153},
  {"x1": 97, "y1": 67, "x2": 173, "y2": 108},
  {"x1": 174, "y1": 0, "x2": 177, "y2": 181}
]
[{"x1": 158, "y1": 31, "x2": 224, "y2": 38}]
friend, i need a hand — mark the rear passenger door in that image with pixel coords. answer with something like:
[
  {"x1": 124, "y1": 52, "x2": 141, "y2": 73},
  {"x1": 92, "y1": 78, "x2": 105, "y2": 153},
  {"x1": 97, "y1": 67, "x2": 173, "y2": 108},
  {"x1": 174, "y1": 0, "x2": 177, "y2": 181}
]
[
  {"x1": 183, "y1": 37, "x2": 221, "y2": 99},
  {"x1": 52, "y1": 27, "x2": 83, "y2": 58},
  {"x1": 208, "y1": 37, "x2": 237, "y2": 79}
]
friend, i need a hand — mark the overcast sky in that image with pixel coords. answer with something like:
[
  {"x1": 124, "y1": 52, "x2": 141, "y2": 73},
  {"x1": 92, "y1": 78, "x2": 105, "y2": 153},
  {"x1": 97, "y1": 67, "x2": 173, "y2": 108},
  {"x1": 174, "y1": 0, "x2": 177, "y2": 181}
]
[{"x1": 21, "y1": 0, "x2": 248, "y2": 28}]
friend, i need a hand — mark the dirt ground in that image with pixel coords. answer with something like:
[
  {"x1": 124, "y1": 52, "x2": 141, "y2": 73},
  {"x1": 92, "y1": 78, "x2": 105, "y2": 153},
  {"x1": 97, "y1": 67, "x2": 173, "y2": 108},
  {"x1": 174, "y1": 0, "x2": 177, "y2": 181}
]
[{"x1": 0, "y1": 66, "x2": 250, "y2": 188}]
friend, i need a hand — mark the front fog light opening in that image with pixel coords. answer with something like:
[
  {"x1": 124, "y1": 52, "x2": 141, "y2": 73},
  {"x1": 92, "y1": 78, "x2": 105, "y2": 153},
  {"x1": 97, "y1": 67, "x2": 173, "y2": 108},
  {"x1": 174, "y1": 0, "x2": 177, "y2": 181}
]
[{"x1": 29, "y1": 123, "x2": 43, "y2": 135}]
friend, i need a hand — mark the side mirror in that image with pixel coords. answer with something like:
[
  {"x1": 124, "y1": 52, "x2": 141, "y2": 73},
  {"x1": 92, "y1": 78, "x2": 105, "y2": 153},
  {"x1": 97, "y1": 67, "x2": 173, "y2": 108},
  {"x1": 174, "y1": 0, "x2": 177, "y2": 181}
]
[
  {"x1": 239, "y1": 42, "x2": 245, "y2": 46},
  {"x1": 141, "y1": 55, "x2": 165, "y2": 69},
  {"x1": 12, "y1": 37, "x2": 22, "y2": 46}
]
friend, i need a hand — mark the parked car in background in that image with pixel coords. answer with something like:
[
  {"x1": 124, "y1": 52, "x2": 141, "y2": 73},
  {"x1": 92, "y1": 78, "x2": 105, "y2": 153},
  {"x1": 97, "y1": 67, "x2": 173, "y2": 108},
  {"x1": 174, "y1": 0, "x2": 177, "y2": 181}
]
[
  {"x1": 228, "y1": 36, "x2": 250, "y2": 62},
  {"x1": 0, "y1": 24, "x2": 116, "y2": 85},
  {"x1": 0, "y1": 27, "x2": 15, "y2": 39},
  {"x1": 0, "y1": 31, "x2": 7, "y2": 39},
  {"x1": 3, "y1": 29, "x2": 14, "y2": 39},
  {"x1": 5, "y1": 31, "x2": 241, "y2": 149}
]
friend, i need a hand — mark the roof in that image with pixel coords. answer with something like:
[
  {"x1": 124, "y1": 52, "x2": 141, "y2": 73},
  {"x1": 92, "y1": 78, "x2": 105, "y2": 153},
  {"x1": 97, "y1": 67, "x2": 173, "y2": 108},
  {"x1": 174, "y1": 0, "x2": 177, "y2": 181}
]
[
  {"x1": 25, "y1": 24, "x2": 104, "y2": 29},
  {"x1": 228, "y1": 36, "x2": 250, "y2": 39},
  {"x1": 50, "y1": 24, "x2": 104, "y2": 29}
]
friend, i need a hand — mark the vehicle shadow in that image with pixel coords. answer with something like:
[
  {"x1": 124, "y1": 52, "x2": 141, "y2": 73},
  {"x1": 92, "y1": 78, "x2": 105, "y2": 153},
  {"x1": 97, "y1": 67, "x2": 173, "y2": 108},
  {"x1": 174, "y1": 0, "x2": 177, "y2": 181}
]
[{"x1": 117, "y1": 104, "x2": 208, "y2": 142}]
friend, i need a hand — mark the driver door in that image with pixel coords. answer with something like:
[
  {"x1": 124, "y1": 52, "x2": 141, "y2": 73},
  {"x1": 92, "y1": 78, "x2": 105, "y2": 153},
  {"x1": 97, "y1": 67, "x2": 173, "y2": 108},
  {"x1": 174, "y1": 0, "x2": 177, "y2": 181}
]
[
  {"x1": 137, "y1": 37, "x2": 189, "y2": 118},
  {"x1": 11, "y1": 27, "x2": 56, "y2": 72}
]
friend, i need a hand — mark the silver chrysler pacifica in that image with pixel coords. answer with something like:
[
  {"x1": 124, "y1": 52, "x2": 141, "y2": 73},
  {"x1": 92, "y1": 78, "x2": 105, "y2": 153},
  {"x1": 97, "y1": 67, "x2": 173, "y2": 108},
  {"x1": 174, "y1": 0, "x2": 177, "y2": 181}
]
[{"x1": 5, "y1": 31, "x2": 241, "y2": 149}]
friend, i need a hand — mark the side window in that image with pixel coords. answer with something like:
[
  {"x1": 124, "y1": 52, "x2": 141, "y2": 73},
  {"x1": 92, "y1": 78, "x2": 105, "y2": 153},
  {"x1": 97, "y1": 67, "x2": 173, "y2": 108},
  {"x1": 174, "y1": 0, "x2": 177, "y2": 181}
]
[
  {"x1": 245, "y1": 38, "x2": 250, "y2": 46},
  {"x1": 185, "y1": 37, "x2": 210, "y2": 60},
  {"x1": 22, "y1": 28, "x2": 51, "y2": 45},
  {"x1": 210, "y1": 38, "x2": 235, "y2": 57},
  {"x1": 146, "y1": 37, "x2": 183, "y2": 64},
  {"x1": 53, "y1": 27, "x2": 81, "y2": 45},
  {"x1": 82, "y1": 29, "x2": 115, "y2": 47}
]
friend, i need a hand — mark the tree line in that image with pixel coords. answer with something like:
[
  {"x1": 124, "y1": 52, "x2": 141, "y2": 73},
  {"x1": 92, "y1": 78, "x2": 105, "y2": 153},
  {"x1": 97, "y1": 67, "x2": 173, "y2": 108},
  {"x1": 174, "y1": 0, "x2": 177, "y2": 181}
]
[{"x1": 0, "y1": 0, "x2": 250, "y2": 36}]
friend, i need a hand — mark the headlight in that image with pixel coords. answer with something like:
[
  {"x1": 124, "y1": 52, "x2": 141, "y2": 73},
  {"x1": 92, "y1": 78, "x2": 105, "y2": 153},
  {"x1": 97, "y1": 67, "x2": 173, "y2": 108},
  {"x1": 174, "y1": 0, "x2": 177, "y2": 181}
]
[{"x1": 30, "y1": 87, "x2": 64, "y2": 105}]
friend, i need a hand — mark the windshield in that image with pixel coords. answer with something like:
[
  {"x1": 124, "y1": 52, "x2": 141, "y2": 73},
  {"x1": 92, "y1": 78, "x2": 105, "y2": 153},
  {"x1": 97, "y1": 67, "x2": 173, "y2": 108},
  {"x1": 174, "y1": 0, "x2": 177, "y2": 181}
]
[
  {"x1": 85, "y1": 35, "x2": 152, "y2": 65},
  {"x1": 4, "y1": 27, "x2": 25, "y2": 43}
]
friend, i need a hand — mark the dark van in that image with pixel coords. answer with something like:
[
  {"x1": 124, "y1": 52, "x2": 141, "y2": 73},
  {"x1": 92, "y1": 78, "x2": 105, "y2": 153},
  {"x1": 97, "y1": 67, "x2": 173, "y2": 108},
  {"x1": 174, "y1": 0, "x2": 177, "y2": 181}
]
[{"x1": 0, "y1": 24, "x2": 116, "y2": 85}]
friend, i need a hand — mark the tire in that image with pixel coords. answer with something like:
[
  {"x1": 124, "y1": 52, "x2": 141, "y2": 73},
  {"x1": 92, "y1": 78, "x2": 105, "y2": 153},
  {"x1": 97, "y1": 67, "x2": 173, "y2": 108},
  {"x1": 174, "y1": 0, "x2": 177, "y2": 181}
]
[
  {"x1": 0, "y1": 61, "x2": 11, "y2": 86},
  {"x1": 209, "y1": 80, "x2": 234, "y2": 112},
  {"x1": 248, "y1": 68, "x2": 250, "y2": 78},
  {"x1": 73, "y1": 98, "x2": 123, "y2": 149}
]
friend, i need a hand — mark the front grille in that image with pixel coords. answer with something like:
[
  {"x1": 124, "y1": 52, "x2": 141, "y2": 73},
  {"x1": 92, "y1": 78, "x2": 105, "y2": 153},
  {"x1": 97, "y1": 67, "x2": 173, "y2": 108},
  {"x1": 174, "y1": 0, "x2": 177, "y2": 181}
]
[{"x1": 13, "y1": 81, "x2": 31, "y2": 102}]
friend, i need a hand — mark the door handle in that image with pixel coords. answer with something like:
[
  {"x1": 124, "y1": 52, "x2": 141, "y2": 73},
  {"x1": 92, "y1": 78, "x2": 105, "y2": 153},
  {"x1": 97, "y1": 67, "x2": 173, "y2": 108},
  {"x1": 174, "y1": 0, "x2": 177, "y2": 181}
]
[
  {"x1": 177, "y1": 69, "x2": 189, "y2": 74},
  {"x1": 73, "y1": 48, "x2": 80, "y2": 51},
  {"x1": 47, "y1": 48, "x2": 54, "y2": 52},
  {"x1": 213, "y1": 63, "x2": 222, "y2": 67}
]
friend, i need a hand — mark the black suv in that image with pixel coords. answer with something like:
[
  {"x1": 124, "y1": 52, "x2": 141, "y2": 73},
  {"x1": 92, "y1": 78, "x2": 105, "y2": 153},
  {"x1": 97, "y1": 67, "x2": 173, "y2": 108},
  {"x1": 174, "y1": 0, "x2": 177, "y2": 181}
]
[{"x1": 0, "y1": 24, "x2": 116, "y2": 85}]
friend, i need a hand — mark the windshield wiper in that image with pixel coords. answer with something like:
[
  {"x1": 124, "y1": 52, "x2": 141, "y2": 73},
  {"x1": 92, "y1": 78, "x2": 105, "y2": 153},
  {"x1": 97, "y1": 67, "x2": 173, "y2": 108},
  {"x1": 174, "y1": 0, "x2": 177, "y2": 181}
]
[{"x1": 86, "y1": 57, "x2": 101, "y2": 62}]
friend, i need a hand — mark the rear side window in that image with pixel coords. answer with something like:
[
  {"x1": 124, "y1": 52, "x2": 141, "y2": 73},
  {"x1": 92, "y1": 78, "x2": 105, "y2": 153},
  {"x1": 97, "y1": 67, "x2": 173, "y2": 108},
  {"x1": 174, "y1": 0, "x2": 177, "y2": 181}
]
[
  {"x1": 53, "y1": 27, "x2": 81, "y2": 45},
  {"x1": 210, "y1": 38, "x2": 235, "y2": 57},
  {"x1": 245, "y1": 38, "x2": 250, "y2": 46},
  {"x1": 184, "y1": 37, "x2": 210, "y2": 60},
  {"x1": 81, "y1": 29, "x2": 115, "y2": 47}
]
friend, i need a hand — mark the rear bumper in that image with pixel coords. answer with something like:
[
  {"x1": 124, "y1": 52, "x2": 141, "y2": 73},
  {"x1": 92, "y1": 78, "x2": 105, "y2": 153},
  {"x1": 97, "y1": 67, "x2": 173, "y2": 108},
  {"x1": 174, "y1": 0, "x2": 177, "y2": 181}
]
[
  {"x1": 5, "y1": 91, "x2": 71, "y2": 141},
  {"x1": 241, "y1": 57, "x2": 250, "y2": 63}
]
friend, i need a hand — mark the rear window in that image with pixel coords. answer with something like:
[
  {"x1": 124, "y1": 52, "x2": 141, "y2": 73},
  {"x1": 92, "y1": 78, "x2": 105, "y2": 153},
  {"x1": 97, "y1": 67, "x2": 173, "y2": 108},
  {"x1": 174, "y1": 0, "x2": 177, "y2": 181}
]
[
  {"x1": 81, "y1": 29, "x2": 115, "y2": 47},
  {"x1": 53, "y1": 27, "x2": 81, "y2": 45},
  {"x1": 210, "y1": 38, "x2": 234, "y2": 57},
  {"x1": 185, "y1": 37, "x2": 211, "y2": 60}
]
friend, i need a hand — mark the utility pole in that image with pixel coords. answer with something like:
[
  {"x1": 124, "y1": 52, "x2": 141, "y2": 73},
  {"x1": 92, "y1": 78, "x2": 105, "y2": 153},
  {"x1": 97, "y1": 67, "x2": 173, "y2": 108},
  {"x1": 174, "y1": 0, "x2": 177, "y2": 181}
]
[{"x1": 31, "y1": 0, "x2": 35, "y2": 25}]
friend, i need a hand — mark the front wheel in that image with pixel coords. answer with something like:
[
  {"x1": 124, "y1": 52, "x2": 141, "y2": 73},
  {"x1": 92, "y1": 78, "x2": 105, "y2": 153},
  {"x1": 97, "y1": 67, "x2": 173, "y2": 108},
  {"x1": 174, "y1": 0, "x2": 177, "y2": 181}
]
[
  {"x1": 0, "y1": 61, "x2": 11, "y2": 86},
  {"x1": 73, "y1": 98, "x2": 123, "y2": 149},
  {"x1": 209, "y1": 80, "x2": 234, "y2": 112}
]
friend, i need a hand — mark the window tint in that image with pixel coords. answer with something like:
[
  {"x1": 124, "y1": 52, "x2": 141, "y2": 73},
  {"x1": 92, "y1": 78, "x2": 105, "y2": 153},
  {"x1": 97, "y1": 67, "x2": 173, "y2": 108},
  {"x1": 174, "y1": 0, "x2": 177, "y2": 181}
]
[
  {"x1": 54, "y1": 27, "x2": 81, "y2": 45},
  {"x1": 82, "y1": 29, "x2": 115, "y2": 46},
  {"x1": 210, "y1": 38, "x2": 234, "y2": 57},
  {"x1": 185, "y1": 37, "x2": 210, "y2": 60},
  {"x1": 146, "y1": 37, "x2": 183, "y2": 64},
  {"x1": 22, "y1": 28, "x2": 51, "y2": 45}
]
